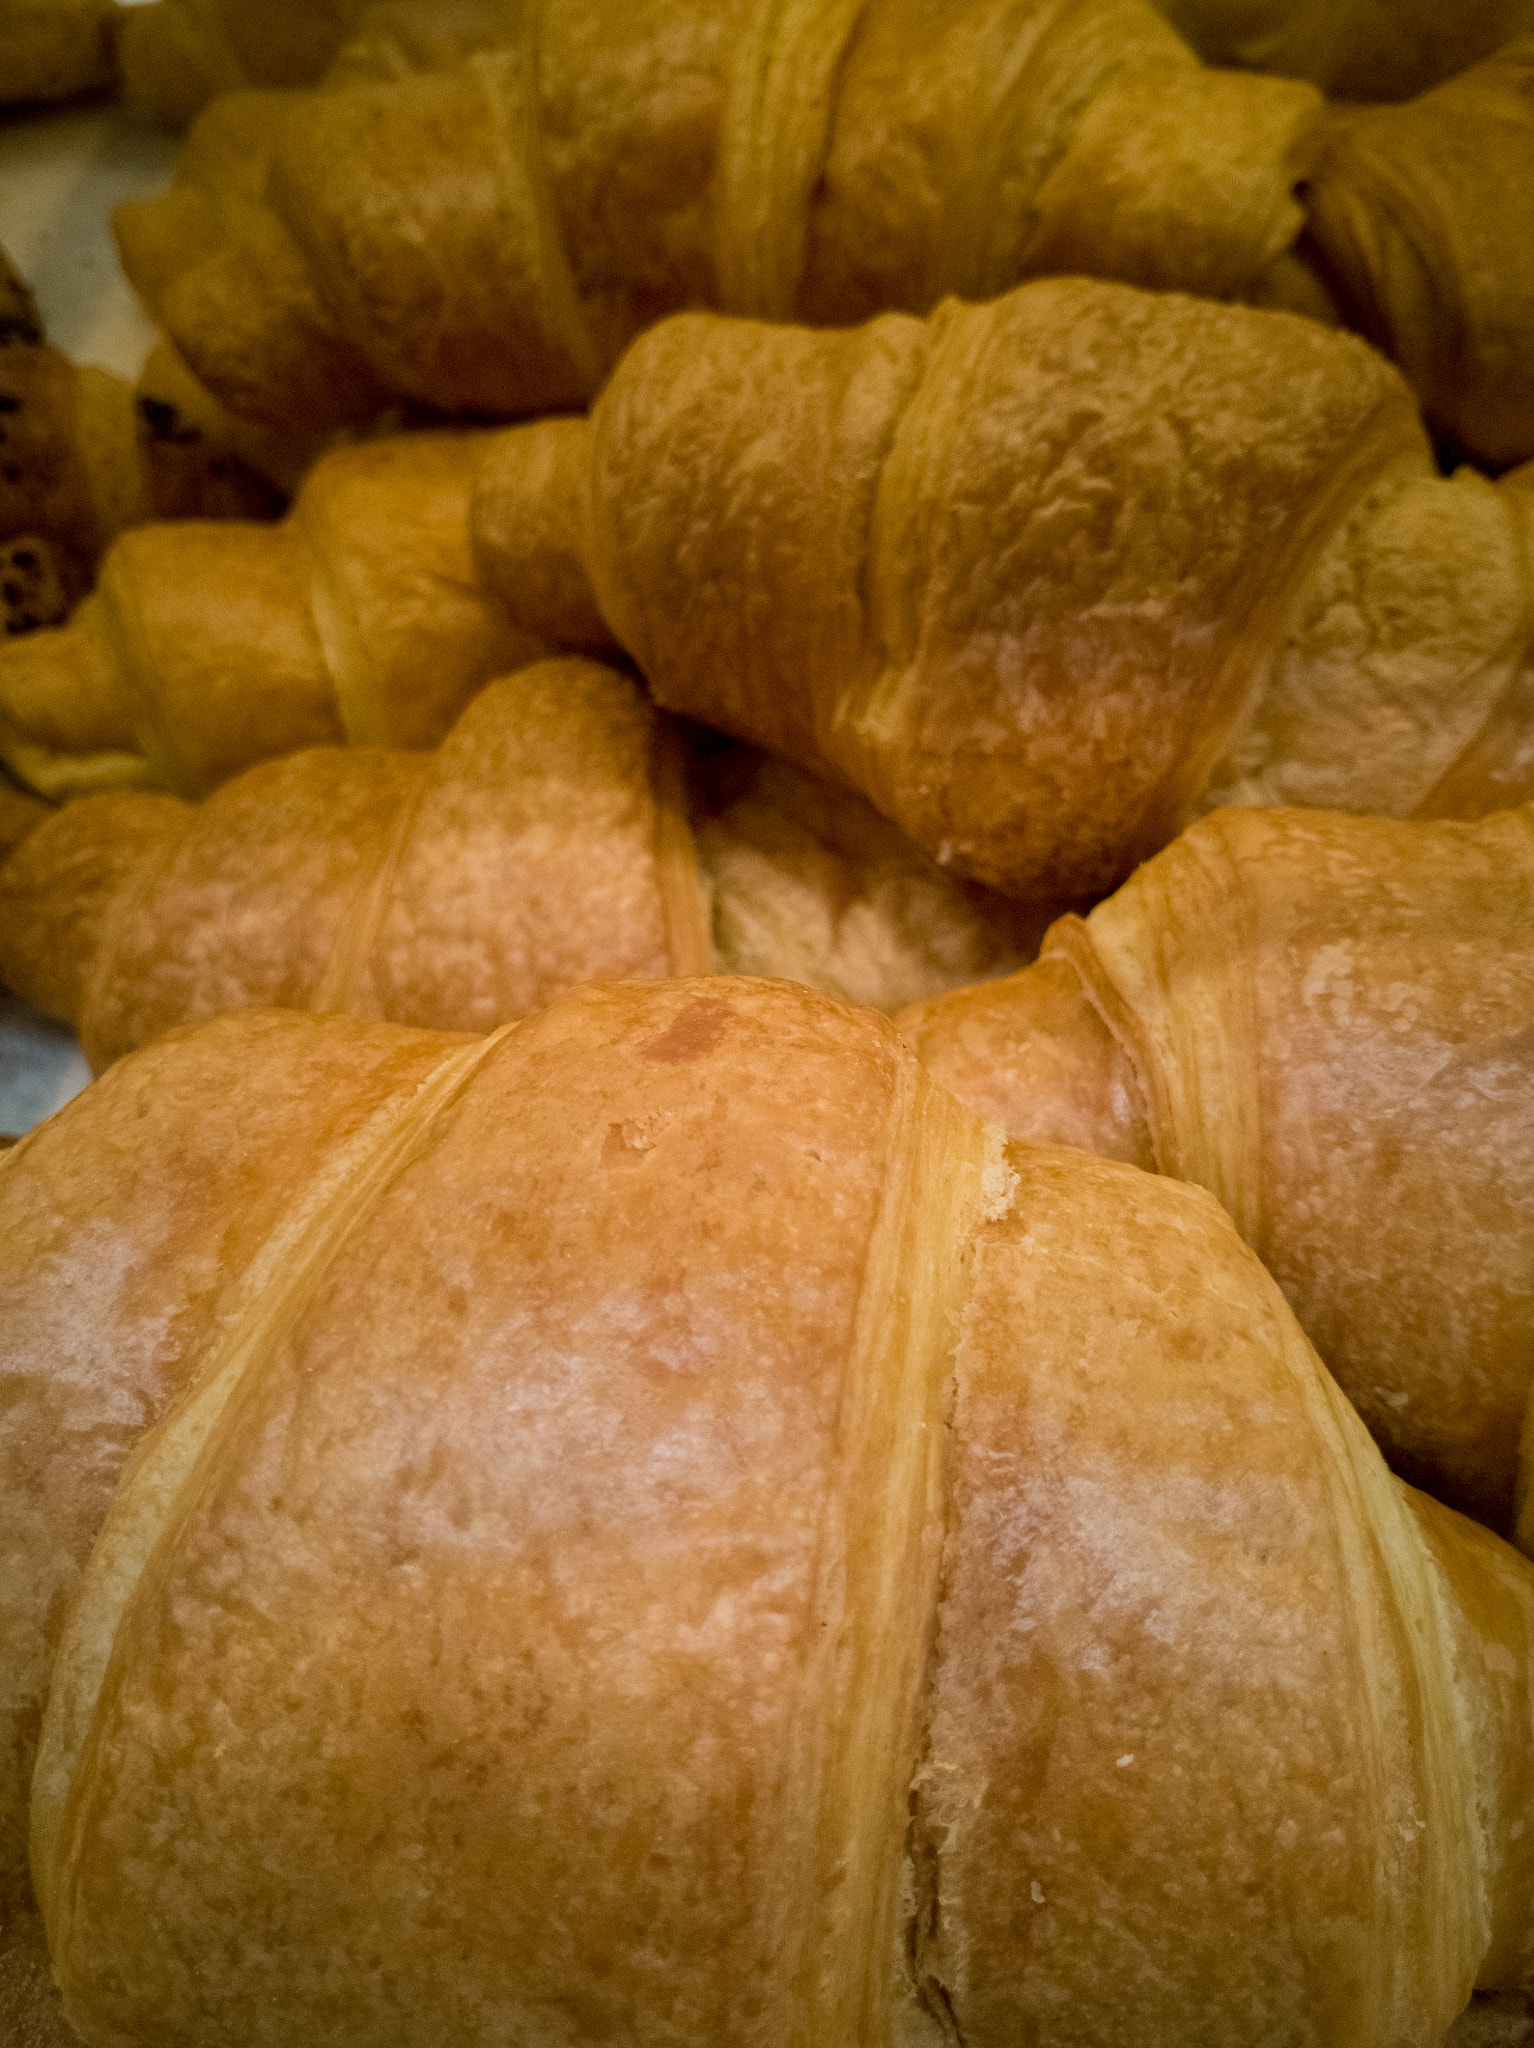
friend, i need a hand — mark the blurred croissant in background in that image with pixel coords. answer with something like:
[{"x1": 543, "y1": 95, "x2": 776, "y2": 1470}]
[
  {"x1": 105, "y1": 0, "x2": 1534, "y2": 474},
  {"x1": 1154, "y1": 0, "x2": 1534, "y2": 95},
  {"x1": 0, "y1": 429, "x2": 531, "y2": 797},
  {"x1": 112, "y1": 0, "x2": 1534, "y2": 118},
  {"x1": 0, "y1": 0, "x2": 117, "y2": 106}
]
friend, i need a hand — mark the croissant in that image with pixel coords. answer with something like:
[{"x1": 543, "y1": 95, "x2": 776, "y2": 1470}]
[
  {"x1": 0, "y1": 247, "x2": 284, "y2": 629},
  {"x1": 503, "y1": 281, "x2": 1533, "y2": 900},
  {"x1": 5, "y1": 978, "x2": 1534, "y2": 2045},
  {"x1": 109, "y1": 0, "x2": 1534, "y2": 471},
  {"x1": 899, "y1": 800, "x2": 1534, "y2": 1540},
  {"x1": 0, "y1": 428, "x2": 540, "y2": 799},
  {"x1": 0, "y1": 656, "x2": 1047, "y2": 1071},
  {"x1": 1301, "y1": 41, "x2": 1534, "y2": 471},
  {"x1": 12, "y1": 282, "x2": 1532, "y2": 881}
]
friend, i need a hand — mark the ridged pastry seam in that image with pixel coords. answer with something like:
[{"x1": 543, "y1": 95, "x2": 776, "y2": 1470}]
[
  {"x1": 305, "y1": 752, "x2": 432, "y2": 1016},
  {"x1": 777, "y1": 1062, "x2": 1002, "y2": 2038},
  {"x1": 29, "y1": 1023, "x2": 510, "y2": 1969},
  {"x1": 1151, "y1": 388, "x2": 1431, "y2": 847},
  {"x1": 838, "y1": 293, "x2": 1425, "y2": 871},
  {"x1": 289, "y1": 692, "x2": 714, "y2": 1010},
  {"x1": 985, "y1": 0, "x2": 1192, "y2": 292},
  {"x1": 648, "y1": 719, "x2": 718, "y2": 977},
  {"x1": 717, "y1": 0, "x2": 872, "y2": 320},
  {"x1": 94, "y1": 538, "x2": 192, "y2": 798},
  {"x1": 302, "y1": 485, "x2": 391, "y2": 750},
  {"x1": 473, "y1": 22, "x2": 604, "y2": 400},
  {"x1": 1051, "y1": 823, "x2": 1265, "y2": 1245},
  {"x1": 1302, "y1": 1345, "x2": 1491, "y2": 2025}
]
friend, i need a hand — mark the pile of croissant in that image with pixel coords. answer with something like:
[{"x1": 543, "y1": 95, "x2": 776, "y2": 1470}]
[{"x1": 3, "y1": 6, "x2": 1534, "y2": 2045}]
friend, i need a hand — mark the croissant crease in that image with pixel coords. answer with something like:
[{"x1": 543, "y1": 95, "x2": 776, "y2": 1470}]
[
  {"x1": 4, "y1": 980, "x2": 1534, "y2": 2045},
  {"x1": 1300, "y1": 40, "x2": 1534, "y2": 470},
  {"x1": 899, "y1": 800, "x2": 1534, "y2": 1538},
  {"x1": 108, "y1": 0, "x2": 1534, "y2": 471}
]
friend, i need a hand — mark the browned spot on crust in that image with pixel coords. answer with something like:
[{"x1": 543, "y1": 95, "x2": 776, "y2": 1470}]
[{"x1": 638, "y1": 996, "x2": 732, "y2": 1064}]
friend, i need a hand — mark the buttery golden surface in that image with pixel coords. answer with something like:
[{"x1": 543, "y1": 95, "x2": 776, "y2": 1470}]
[
  {"x1": 901, "y1": 803, "x2": 1534, "y2": 1535},
  {"x1": 4, "y1": 984, "x2": 1534, "y2": 2044},
  {"x1": 575, "y1": 278, "x2": 1534, "y2": 896},
  {"x1": 0, "y1": 1005, "x2": 469, "y2": 1918},
  {"x1": 0, "y1": 661, "x2": 687, "y2": 1062},
  {"x1": 107, "y1": 0, "x2": 1533, "y2": 470},
  {"x1": 11, "y1": 280, "x2": 1530, "y2": 849}
]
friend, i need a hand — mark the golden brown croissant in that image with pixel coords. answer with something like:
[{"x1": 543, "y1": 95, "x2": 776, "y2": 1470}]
[
  {"x1": 0, "y1": 657, "x2": 1045, "y2": 1064},
  {"x1": 0, "y1": 0, "x2": 117, "y2": 106},
  {"x1": 6, "y1": 980, "x2": 1534, "y2": 2044},
  {"x1": 0, "y1": 247, "x2": 283, "y2": 629},
  {"x1": 0, "y1": 428, "x2": 539, "y2": 799},
  {"x1": 899, "y1": 800, "x2": 1534, "y2": 1539},
  {"x1": 109, "y1": 0, "x2": 1534, "y2": 470},
  {"x1": 2, "y1": 983, "x2": 1531, "y2": 2039},
  {"x1": 506, "y1": 281, "x2": 1532, "y2": 899}
]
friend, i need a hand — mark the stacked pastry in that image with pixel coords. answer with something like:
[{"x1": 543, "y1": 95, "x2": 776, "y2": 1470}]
[
  {"x1": 0, "y1": 656, "x2": 1051, "y2": 1051},
  {"x1": 98, "y1": 0, "x2": 1534, "y2": 475},
  {"x1": 5, "y1": 280, "x2": 1531, "y2": 878},
  {"x1": 5, "y1": 14, "x2": 1534, "y2": 2047}
]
